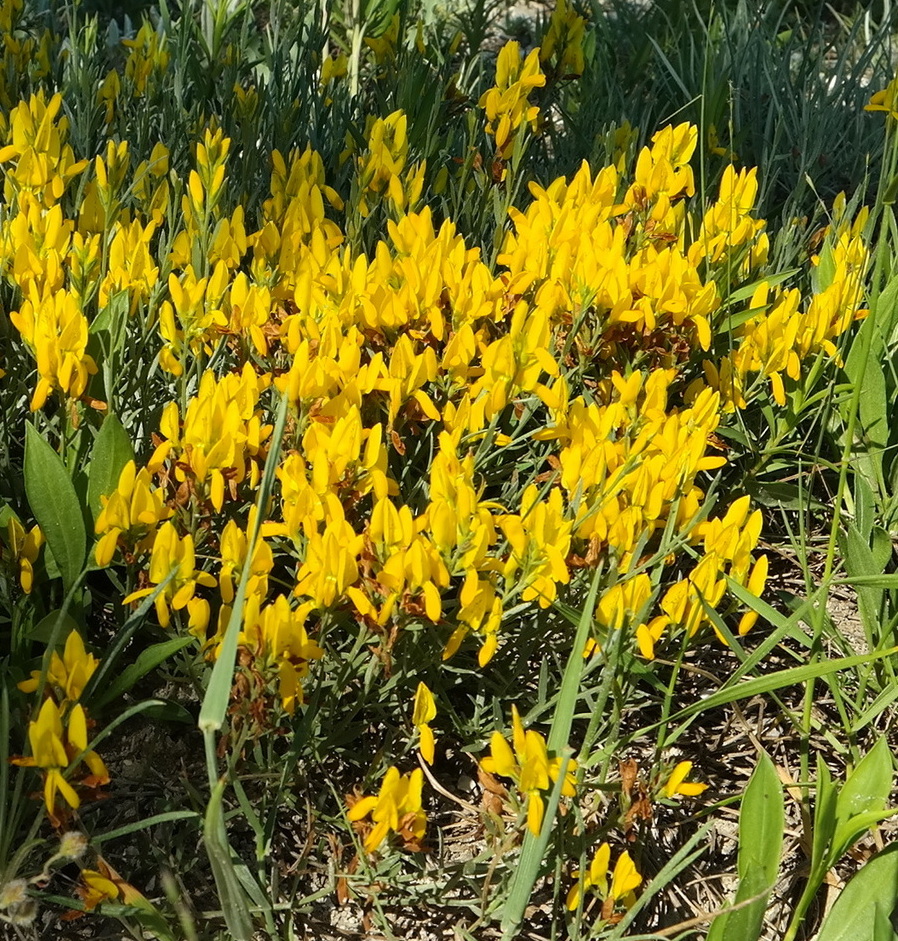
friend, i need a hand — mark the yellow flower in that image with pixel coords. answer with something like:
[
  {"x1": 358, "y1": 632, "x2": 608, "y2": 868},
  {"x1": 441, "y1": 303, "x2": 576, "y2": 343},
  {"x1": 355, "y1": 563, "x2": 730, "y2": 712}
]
[
  {"x1": 236, "y1": 594, "x2": 324, "y2": 714},
  {"x1": 0, "y1": 91, "x2": 87, "y2": 207},
  {"x1": 481, "y1": 706, "x2": 576, "y2": 836},
  {"x1": 4, "y1": 516, "x2": 43, "y2": 592},
  {"x1": 479, "y1": 41, "x2": 545, "y2": 159},
  {"x1": 218, "y1": 514, "x2": 272, "y2": 606},
  {"x1": 11, "y1": 700, "x2": 109, "y2": 822},
  {"x1": 662, "y1": 760, "x2": 707, "y2": 798},
  {"x1": 10, "y1": 286, "x2": 97, "y2": 411},
  {"x1": 149, "y1": 365, "x2": 272, "y2": 510},
  {"x1": 499, "y1": 484, "x2": 571, "y2": 609},
  {"x1": 412, "y1": 683, "x2": 437, "y2": 764},
  {"x1": 94, "y1": 460, "x2": 173, "y2": 567},
  {"x1": 18, "y1": 630, "x2": 99, "y2": 703},
  {"x1": 122, "y1": 21, "x2": 170, "y2": 96},
  {"x1": 865, "y1": 76, "x2": 898, "y2": 119},
  {"x1": 540, "y1": 0, "x2": 587, "y2": 77},
  {"x1": 295, "y1": 503, "x2": 365, "y2": 610},
  {"x1": 123, "y1": 522, "x2": 216, "y2": 629},
  {"x1": 346, "y1": 766, "x2": 427, "y2": 853},
  {"x1": 566, "y1": 843, "x2": 642, "y2": 915}
]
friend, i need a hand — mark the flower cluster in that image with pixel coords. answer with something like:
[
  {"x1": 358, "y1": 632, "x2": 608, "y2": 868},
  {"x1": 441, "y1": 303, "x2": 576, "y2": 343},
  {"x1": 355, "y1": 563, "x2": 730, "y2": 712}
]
[
  {"x1": 0, "y1": 12, "x2": 866, "y2": 905},
  {"x1": 480, "y1": 706, "x2": 577, "y2": 836},
  {"x1": 13, "y1": 632, "x2": 108, "y2": 824}
]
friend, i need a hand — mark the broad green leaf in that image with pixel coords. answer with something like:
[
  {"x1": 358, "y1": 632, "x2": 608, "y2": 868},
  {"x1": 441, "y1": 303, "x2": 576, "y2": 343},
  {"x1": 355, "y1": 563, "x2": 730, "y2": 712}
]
[
  {"x1": 837, "y1": 737, "x2": 892, "y2": 822},
  {"x1": 707, "y1": 752, "x2": 784, "y2": 941},
  {"x1": 831, "y1": 808, "x2": 898, "y2": 867},
  {"x1": 877, "y1": 273, "x2": 898, "y2": 349},
  {"x1": 24, "y1": 423, "x2": 85, "y2": 591},
  {"x1": 816, "y1": 843, "x2": 898, "y2": 941},
  {"x1": 854, "y1": 473, "x2": 874, "y2": 540},
  {"x1": 872, "y1": 526, "x2": 893, "y2": 575},
  {"x1": 28, "y1": 611, "x2": 80, "y2": 644},
  {"x1": 92, "y1": 636, "x2": 196, "y2": 709},
  {"x1": 0, "y1": 502, "x2": 16, "y2": 529},
  {"x1": 830, "y1": 738, "x2": 894, "y2": 862},
  {"x1": 87, "y1": 414, "x2": 135, "y2": 521}
]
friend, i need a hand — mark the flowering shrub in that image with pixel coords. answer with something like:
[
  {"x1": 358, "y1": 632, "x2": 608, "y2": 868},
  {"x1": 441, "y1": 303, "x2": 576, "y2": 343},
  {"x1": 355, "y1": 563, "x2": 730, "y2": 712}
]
[{"x1": 0, "y1": 0, "x2": 885, "y2": 936}]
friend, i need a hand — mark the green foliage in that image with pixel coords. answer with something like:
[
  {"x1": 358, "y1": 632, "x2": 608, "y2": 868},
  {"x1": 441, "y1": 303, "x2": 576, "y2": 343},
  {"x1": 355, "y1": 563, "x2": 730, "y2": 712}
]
[
  {"x1": 707, "y1": 752, "x2": 784, "y2": 941},
  {"x1": 24, "y1": 423, "x2": 86, "y2": 593}
]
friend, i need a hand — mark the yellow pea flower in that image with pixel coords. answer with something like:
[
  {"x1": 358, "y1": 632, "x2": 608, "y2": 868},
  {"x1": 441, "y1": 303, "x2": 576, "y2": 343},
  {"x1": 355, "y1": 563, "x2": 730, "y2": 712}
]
[
  {"x1": 567, "y1": 843, "x2": 642, "y2": 916},
  {"x1": 123, "y1": 522, "x2": 216, "y2": 628},
  {"x1": 412, "y1": 683, "x2": 437, "y2": 764},
  {"x1": 662, "y1": 760, "x2": 707, "y2": 798},
  {"x1": 866, "y1": 75, "x2": 898, "y2": 120},
  {"x1": 4, "y1": 516, "x2": 43, "y2": 592},
  {"x1": 18, "y1": 630, "x2": 98, "y2": 703},
  {"x1": 346, "y1": 766, "x2": 427, "y2": 853},
  {"x1": 11, "y1": 700, "x2": 109, "y2": 822},
  {"x1": 481, "y1": 706, "x2": 576, "y2": 835},
  {"x1": 94, "y1": 460, "x2": 172, "y2": 567},
  {"x1": 236, "y1": 595, "x2": 324, "y2": 715},
  {"x1": 10, "y1": 286, "x2": 97, "y2": 411},
  {"x1": 479, "y1": 42, "x2": 545, "y2": 159}
]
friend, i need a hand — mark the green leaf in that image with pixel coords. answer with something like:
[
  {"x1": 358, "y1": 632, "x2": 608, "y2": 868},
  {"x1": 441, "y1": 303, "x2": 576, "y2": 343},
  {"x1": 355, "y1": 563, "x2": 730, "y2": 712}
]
[
  {"x1": 724, "y1": 269, "x2": 800, "y2": 305},
  {"x1": 816, "y1": 843, "x2": 898, "y2": 941},
  {"x1": 92, "y1": 636, "x2": 196, "y2": 710},
  {"x1": 669, "y1": 647, "x2": 898, "y2": 726},
  {"x1": 812, "y1": 758, "x2": 837, "y2": 871},
  {"x1": 94, "y1": 810, "x2": 200, "y2": 845},
  {"x1": 87, "y1": 414, "x2": 135, "y2": 521},
  {"x1": 199, "y1": 389, "x2": 288, "y2": 734},
  {"x1": 877, "y1": 273, "x2": 898, "y2": 349},
  {"x1": 831, "y1": 737, "x2": 894, "y2": 861},
  {"x1": 24, "y1": 423, "x2": 86, "y2": 591},
  {"x1": 28, "y1": 611, "x2": 80, "y2": 644},
  {"x1": 745, "y1": 480, "x2": 825, "y2": 511},
  {"x1": 204, "y1": 777, "x2": 254, "y2": 941},
  {"x1": 501, "y1": 567, "x2": 604, "y2": 941},
  {"x1": 831, "y1": 808, "x2": 898, "y2": 867},
  {"x1": 81, "y1": 570, "x2": 177, "y2": 708},
  {"x1": 838, "y1": 737, "x2": 892, "y2": 821},
  {"x1": 707, "y1": 752, "x2": 784, "y2": 941}
]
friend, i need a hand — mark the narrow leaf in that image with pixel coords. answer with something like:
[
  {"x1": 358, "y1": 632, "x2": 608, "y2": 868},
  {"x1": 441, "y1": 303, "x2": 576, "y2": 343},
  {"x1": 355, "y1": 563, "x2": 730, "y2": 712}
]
[
  {"x1": 204, "y1": 777, "x2": 254, "y2": 940},
  {"x1": 92, "y1": 636, "x2": 196, "y2": 710}
]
